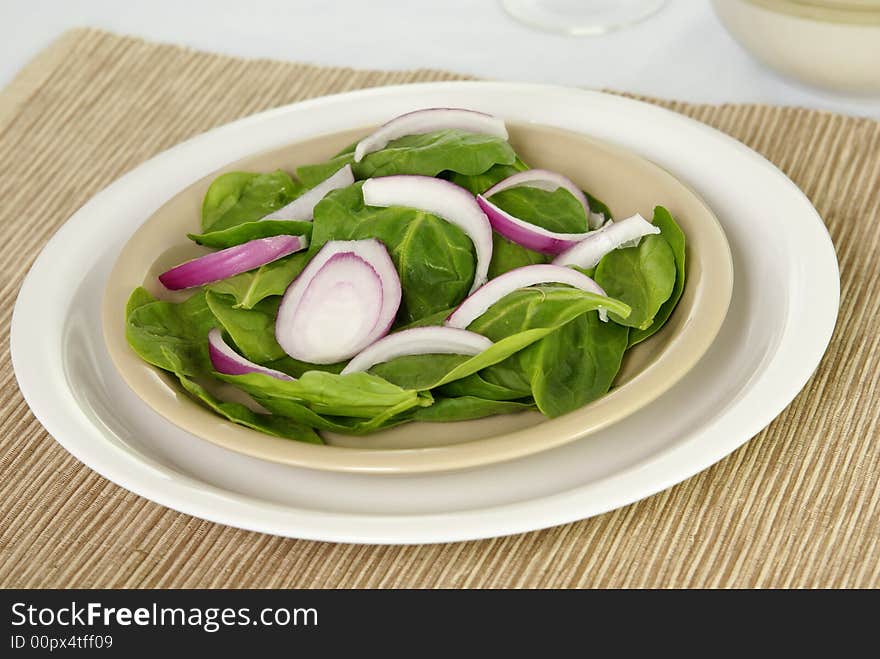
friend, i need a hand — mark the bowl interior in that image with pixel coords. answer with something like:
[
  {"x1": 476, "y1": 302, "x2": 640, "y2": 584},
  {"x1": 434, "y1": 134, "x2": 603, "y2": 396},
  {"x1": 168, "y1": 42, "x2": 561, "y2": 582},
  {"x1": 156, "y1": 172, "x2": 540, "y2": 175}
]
[{"x1": 102, "y1": 122, "x2": 732, "y2": 473}]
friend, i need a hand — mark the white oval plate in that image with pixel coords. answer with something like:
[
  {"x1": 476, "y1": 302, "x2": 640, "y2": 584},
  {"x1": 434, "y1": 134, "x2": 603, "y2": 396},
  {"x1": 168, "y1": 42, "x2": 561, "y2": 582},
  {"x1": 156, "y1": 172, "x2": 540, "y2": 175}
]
[{"x1": 11, "y1": 83, "x2": 838, "y2": 544}]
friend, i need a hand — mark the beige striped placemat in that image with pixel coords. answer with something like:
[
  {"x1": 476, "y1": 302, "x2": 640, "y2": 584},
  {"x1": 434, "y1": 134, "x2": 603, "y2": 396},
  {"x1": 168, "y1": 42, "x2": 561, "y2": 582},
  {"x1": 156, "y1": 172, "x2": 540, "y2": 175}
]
[{"x1": 1, "y1": 29, "x2": 877, "y2": 589}]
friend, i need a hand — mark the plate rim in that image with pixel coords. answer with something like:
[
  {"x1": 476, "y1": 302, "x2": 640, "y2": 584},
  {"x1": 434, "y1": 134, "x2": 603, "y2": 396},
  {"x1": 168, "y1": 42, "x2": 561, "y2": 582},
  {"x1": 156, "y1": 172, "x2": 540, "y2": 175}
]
[{"x1": 10, "y1": 82, "x2": 839, "y2": 544}]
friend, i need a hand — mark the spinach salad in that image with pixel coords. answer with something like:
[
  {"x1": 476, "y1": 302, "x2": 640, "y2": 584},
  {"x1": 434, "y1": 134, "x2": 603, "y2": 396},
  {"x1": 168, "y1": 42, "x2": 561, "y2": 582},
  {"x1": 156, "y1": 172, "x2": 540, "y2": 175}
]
[{"x1": 126, "y1": 108, "x2": 686, "y2": 444}]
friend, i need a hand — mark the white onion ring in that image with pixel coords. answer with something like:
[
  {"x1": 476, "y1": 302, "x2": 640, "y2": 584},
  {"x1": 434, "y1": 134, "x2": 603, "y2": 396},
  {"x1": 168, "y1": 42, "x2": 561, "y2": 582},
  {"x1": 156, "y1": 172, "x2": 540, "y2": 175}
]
[
  {"x1": 552, "y1": 213, "x2": 660, "y2": 269},
  {"x1": 341, "y1": 327, "x2": 492, "y2": 375},
  {"x1": 446, "y1": 264, "x2": 609, "y2": 328},
  {"x1": 275, "y1": 239, "x2": 401, "y2": 364}
]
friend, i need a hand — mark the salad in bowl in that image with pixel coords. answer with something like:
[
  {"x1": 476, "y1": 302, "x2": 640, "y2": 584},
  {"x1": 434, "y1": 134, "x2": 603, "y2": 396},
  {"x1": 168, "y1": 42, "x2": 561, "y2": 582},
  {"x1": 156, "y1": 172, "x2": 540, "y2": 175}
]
[{"x1": 125, "y1": 108, "x2": 686, "y2": 445}]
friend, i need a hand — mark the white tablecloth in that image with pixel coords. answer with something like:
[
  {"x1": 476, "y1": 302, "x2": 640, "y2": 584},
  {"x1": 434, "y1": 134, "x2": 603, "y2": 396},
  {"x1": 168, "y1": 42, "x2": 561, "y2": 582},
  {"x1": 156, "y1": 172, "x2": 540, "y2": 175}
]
[{"x1": 3, "y1": 0, "x2": 879, "y2": 118}]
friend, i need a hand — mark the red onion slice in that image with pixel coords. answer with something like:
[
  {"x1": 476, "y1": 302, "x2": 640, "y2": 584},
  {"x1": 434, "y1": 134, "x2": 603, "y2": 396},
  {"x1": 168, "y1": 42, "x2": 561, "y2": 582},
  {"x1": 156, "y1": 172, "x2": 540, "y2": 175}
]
[
  {"x1": 341, "y1": 327, "x2": 492, "y2": 375},
  {"x1": 484, "y1": 168, "x2": 590, "y2": 212},
  {"x1": 482, "y1": 168, "x2": 611, "y2": 231},
  {"x1": 208, "y1": 328, "x2": 293, "y2": 380},
  {"x1": 446, "y1": 264, "x2": 609, "y2": 329},
  {"x1": 476, "y1": 194, "x2": 591, "y2": 255},
  {"x1": 552, "y1": 213, "x2": 661, "y2": 269},
  {"x1": 275, "y1": 239, "x2": 402, "y2": 364},
  {"x1": 362, "y1": 175, "x2": 493, "y2": 293},
  {"x1": 354, "y1": 108, "x2": 508, "y2": 163},
  {"x1": 261, "y1": 165, "x2": 354, "y2": 221},
  {"x1": 159, "y1": 234, "x2": 308, "y2": 290}
]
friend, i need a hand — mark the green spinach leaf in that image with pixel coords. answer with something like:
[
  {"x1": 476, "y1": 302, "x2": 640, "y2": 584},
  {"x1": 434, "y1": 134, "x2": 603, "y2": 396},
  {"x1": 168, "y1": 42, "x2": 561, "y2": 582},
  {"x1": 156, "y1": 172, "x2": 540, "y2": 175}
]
[
  {"x1": 438, "y1": 373, "x2": 528, "y2": 401},
  {"x1": 250, "y1": 393, "x2": 418, "y2": 435},
  {"x1": 296, "y1": 154, "x2": 354, "y2": 189},
  {"x1": 357, "y1": 129, "x2": 516, "y2": 179},
  {"x1": 528, "y1": 311, "x2": 629, "y2": 417},
  {"x1": 188, "y1": 219, "x2": 312, "y2": 249},
  {"x1": 365, "y1": 325, "x2": 579, "y2": 392},
  {"x1": 297, "y1": 129, "x2": 516, "y2": 186},
  {"x1": 205, "y1": 252, "x2": 309, "y2": 309},
  {"x1": 126, "y1": 286, "x2": 156, "y2": 316},
  {"x1": 362, "y1": 287, "x2": 627, "y2": 394},
  {"x1": 261, "y1": 356, "x2": 345, "y2": 379},
  {"x1": 202, "y1": 170, "x2": 303, "y2": 232},
  {"x1": 205, "y1": 291, "x2": 286, "y2": 363},
  {"x1": 487, "y1": 233, "x2": 549, "y2": 279},
  {"x1": 410, "y1": 396, "x2": 535, "y2": 422},
  {"x1": 489, "y1": 186, "x2": 588, "y2": 233},
  {"x1": 177, "y1": 375, "x2": 322, "y2": 444},
  {"x1": 368, "y1": 354, "x2": 470, "y2": 390},
  {"x1": 585, "y1": 191, "x2": 613, "y2": 223},
  {"x1": 471, "y1": 286, "x2": 629, "y2": 395},
  {"x1": 397, "y1": 308, "x2": 455, "y2": 330},
  {"x1": 444, "y1": 158, "x2": 528, "y2": 194},
  {"x1": 216, "y1": 370, "x2": 430, "y2": 419},
  {"x1": 628, "y1": 206, "x2": 687, "y2": 345},
  {"x1": 594, "y1": 231, "x2": 676, "y2": 330},
  {"x1": 125, "y1": 288, "x2": 217, "y2": 377}
]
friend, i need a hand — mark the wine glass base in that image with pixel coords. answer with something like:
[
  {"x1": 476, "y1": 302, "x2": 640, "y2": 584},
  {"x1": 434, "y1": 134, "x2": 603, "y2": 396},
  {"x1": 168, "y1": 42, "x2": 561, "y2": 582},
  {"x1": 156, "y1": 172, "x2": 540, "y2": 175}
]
[{"x1": 502, "y1": 0, "x2": 668, "y2": 36}]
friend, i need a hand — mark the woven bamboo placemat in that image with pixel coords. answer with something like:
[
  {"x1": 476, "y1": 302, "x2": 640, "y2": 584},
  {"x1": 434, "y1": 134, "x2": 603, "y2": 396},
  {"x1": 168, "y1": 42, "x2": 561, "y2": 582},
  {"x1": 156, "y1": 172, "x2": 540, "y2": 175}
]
[{"x1": 1, "y1": 29, "x2": 877, "y2": 589}]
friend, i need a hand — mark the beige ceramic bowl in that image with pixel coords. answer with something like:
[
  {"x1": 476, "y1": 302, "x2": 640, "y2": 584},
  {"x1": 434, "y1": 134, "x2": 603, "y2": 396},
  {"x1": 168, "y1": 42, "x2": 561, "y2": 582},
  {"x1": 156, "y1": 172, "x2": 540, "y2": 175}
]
[
  {"x1": 103, "y1": 122, "x2": 733, "y2": 474},
  {"x1": 713, "y1": 0, "x2": 880, "y2": 94}
]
